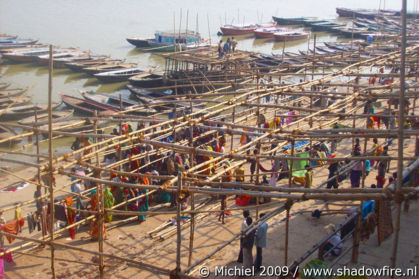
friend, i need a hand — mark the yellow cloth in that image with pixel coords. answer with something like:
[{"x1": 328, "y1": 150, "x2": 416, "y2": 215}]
[
  {"x1": 15, "y1": 206, "x2": 21, "y2": 220},
  {"x1": 293, "y1": 176, "x2": 306, "y2": 184},
  {"x1": 305, "y1": 170, "x2": 313, "y2": 188},
  {"x1": 234, "y1": 166, "x2": 245, "y2": 182}
]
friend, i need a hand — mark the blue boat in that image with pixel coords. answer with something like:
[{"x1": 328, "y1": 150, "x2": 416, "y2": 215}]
[{"x1": 127, "y1": 30, "x2": 205, "y2": 52}]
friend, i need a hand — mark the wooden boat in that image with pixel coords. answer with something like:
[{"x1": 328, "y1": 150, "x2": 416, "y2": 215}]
[
  {"x1": 127, "y1": 30, "x2": 202, "y2": 52},
  {"x1": 128, "y1": 72, "x2": 165, "y2": 88},
  {"x1": 0, "y1": 83, "x2": 10, "y2": 90},
  {"x1": 272, "y1": 16, "x2": 307, "y2": 25},
  {"x1": 93, "y1": 67, "x2": 145, "y2": 83},
  {"x1": 0, "y1": 38, "x2": 38, "y2": 46},
  {"x1": 274, "y1": 31, "x2": 310, "y2": 41},
  {"x1": 80, "y1": 91, "x2": 156, "y2": 115},
  {"x1": 36, "y1": 51, "x2": 88, "y2": 67},
  {"x1": 0, "y1": 124, "x2": 21, "y2": 145},
  {"x1": 0, "y1": 96, "x2": 31, "y2": 108},
  {"x1": 60, "y1": 94, "x2": 117, "y2": 115},
  {"x1": 127, "y1": 84, "x2": 172, "y2": 99},
  {"x1": 1, "y1": 47, "x2": 56, "y2": 63},
  {"x1": 220, "y1": 24, "x2": 257, "y2": 35},
  {"x1": 0, "y1": 35, "x2": 18, "y2": 40},
  {"x1": 254, "y1": 27, "x2": 289, "y2": 38},
  {"x1": 18, "y1": 110, "x2": 73, "y2": 126},
  {"x1": 310, "y1": 21, "x2": 344, "y2": 32},
  {"x1": 65, "y1": 59, "x2": 121, "y2": 71},
  {"x1": 82, "y1": 63, "x2": 137, "y2": 75},
  {"x1": 0, "y1": 44, "x2": 48, "y2": 54},
  {"x1": 0, "y1": 88, "x2": 27, "y2": 98},
  {"x1": 0, "y1": 103, "x2": 62, "y2": 121},
  {"x1": 51, "y1": 54, "x2": 105, "y2": 68},
  {"x1": 126, "y1": 38, "x2": 153, "y2": 47},
  {"x1": 38, "y1": 119, "x2": 94, "y2": 137}
]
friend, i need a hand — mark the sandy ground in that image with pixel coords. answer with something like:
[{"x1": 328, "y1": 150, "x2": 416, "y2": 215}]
[{"x1": 1, "y1": 93, "x2": 417, "y2": 279}]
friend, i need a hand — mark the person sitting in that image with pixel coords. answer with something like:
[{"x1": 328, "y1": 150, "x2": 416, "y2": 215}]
[{"x1": 322, "y1": 224, "x2": 342, "y2": 256}]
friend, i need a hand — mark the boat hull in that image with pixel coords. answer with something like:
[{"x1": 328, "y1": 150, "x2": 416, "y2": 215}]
[
  {"x1": 274, "y1": 33, "x2": 309, "y2": 41},
  {"x1": 126, "y1": 38, "x2": 152, "y2": 47},
  {"x1": 254, "y1": 31, "x2": 275, "y2": 38},
  {"x1": 220, "y1": 26, "x2": 255, "y2": 35}
]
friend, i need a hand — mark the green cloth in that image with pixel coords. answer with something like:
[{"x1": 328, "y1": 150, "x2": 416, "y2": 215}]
[
  {"x1": 138, "y1": 189, "x2": 149, "y2": 221},
  {"x1": 288, "y1": 152, "x2": 310, "y2": 178}
]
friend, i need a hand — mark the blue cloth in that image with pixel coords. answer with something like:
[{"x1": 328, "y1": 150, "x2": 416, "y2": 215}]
[
  {"x1": 362, "y1": 200, "x2": 375, "y2": 220},
  {"x1": 365, "y1": 160, "x2": 371, "y2": 172},
  {"x1": 255, "y1": 222, "x2": 268, "y2": 248},
  {"x1": 283, "y1": 140, "x2": 309, "y2": 150}
]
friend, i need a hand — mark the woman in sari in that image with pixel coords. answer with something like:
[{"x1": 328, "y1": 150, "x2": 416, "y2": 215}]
[
  {"x1": 88, "y1": 190, "x2": 106, "y2": 240},
  {"x1": 138, "y1": 174, "x2": 150, "y2": 222},
  {"x1": 103, "y1": 187, "x2": 115, "y2": 223}
]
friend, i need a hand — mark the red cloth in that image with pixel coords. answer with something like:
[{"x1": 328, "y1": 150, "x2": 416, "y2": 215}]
[
  {"x1": 0, "y1": 218, "x2": 24, "y2": 244},
  {"x1": 236, "y1": 195, "x2": 250, "y2": 206}
]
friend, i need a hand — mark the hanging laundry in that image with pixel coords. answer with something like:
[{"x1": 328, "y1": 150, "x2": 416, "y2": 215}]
[
  {"x1": 50, "y1": 204, "x2": 68, "y2": 222},
  {"x1": 0, "y1": 248, "x2": 13, "y2": 263},
  {"x1": 41, "y1": 205, "x2": 48, "y2": 236},
  {"x1": 0, "y1": 218, "x2": 24, "y2": 244},
  {"x1": 26, "y1": 213, "x2": 35, "y2": 234}
]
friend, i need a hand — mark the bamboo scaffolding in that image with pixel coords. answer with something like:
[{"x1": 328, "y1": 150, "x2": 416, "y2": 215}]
[{"x1": 0, "y1": 37, "x2": 417, "y2": 279}]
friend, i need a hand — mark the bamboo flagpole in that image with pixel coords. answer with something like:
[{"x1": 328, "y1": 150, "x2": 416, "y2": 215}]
[{"x1": 48, "y1": 44, "x2": 56, "y2": 279}]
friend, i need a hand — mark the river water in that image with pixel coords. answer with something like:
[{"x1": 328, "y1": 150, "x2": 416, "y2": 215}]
[{"x1": 0, "y1": 0, "x2": 405, "y2": 103}]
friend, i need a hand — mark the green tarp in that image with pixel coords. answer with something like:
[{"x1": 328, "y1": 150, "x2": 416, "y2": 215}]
[{"x1": 288, "y1": 151, "x2": 310, "y2": 178}]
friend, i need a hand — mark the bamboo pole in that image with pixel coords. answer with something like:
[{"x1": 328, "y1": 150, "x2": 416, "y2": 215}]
[
  {"x1": 188, "y1": 95, "x2": 195, "y2": 267},
  {"x1": 47, "y1": 44, "x2": 56, "y2": 279},
  {"x1": 284, "y1": 138, "x2": 294, "y2": 266},
  {"x1": 34, "y1": 109, "x2": 47, "y2": 237},
  {"x1": 176, "y1": 173, "x2": 182, "y2": 274},
  {"x1": 0, "y1": 231, "x2": 171, "y2": 275},
  {"x1": 390, "y1": 0, "x2": 407, "y2": 271}
]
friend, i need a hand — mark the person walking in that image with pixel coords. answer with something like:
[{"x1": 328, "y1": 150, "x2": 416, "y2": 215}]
[{"x1": 254, "y1": 213, "x2": 268, "y2": 271}]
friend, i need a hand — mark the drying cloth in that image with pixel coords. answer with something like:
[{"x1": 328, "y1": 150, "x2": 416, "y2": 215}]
[
  {"x1": 288, "y1": 152, "x2": 309, "y2": 178},
  {"x1": 52, "y1": 204, "x2": 68, "y2": 222},
  {"x1": 26, "y1": 213, "x2": 35, "y2": 234},
  {"x1": 0, "y1": 248, "x2": 13, "y2": 263},
  {"x1": 362, "y1": 200, "x2": 375, "y2": 220},
  {"x1": 0, "y1": 218, "x2": 24, "y2": 244}
]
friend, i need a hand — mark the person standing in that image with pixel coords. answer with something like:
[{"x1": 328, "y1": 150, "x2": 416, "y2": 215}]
[
  {"x1": 237, "y1": 210, "x2": 250, "y2": 263},
  {"x1": 327, "y1": 160, "x2": 339, "y2": 189},
  {"x1": 242, "y1": 217, "x2": 255, "y2": 270},
  {"x1": 231, "y1": 37, "x2": 238, "y2": 52},
  {"x1": 254, "y1": 213, "x2": 268, "y2": 271}
]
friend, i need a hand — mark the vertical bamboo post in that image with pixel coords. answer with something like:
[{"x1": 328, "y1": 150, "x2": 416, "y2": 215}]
[
  {"x1": 173, "y1": 12, "x2": 176, "y2": 52},
  {"x1": 207, "y1": 13, "x2": 211, "y2": 45},
  {"x1": 230, "y1": 107, "x2": 236, "y2": 151},
  {"x1": 35, "y1": 109, "x2": 46, "y2": 237},
  {"x1": 188, "y1": 95, "x2": 195, "y2": 267},
  {"x1": 93, "y1": 110, "x2": 100, "y2": 167},
  {"x1": 48, "y1": 44, "x2": 56, "y2": 279},
  {"x1": 185, "y1": 9, "x2": 189, "y2": 50},
  {"x1": 390, "y1": 0, "x2": 407, "y2": 271},
  {"x1": 119, "y1": 95, "x2": 123, "y2": 171},
  {"x1": 351, "y1": 212, "x2": 361, "y2": 263},
  {"x1": 310, "y1": 35, "x2": 316, "y2": 149},
  {"x1": 98, "y1": 180, "x2": 104, "y2": 278},
  {"x1": 178, "y1": 8, "x2": 183, "y2": 52},
  {"x1": 284, "y1": 138, "x2": 295, "y2": 266},
  {"x1": 176, "y1": 174, "x2": 182, "y2": 273}
]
